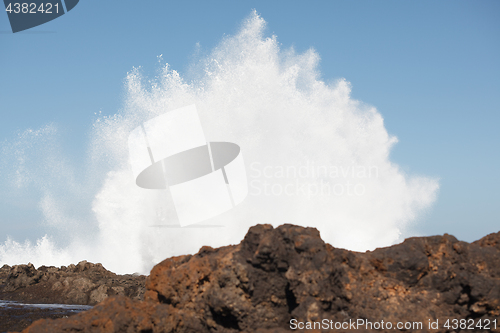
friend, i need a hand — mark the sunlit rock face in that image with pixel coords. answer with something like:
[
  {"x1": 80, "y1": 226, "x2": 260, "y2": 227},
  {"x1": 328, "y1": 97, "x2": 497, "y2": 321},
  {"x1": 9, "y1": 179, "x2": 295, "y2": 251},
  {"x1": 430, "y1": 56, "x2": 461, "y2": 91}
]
[{"x1": 0, "y1": 261, "x2": 145, "y2": 305}]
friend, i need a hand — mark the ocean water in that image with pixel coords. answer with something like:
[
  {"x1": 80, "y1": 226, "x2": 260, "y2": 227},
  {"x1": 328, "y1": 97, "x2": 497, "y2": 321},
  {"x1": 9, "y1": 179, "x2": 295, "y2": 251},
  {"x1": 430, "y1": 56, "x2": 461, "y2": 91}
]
[
  {"x1": 0, "y1": 11, "x2": 439, "y2": 274},
  {"x1": 0, "y1": 300, "x2": 92, "y2": 311}
]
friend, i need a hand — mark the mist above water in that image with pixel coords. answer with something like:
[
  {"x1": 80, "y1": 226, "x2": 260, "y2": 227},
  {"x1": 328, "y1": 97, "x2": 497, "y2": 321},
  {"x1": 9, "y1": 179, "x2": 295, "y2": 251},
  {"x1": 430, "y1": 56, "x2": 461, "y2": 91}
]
[{"x1": 0, "y1": 11, "x2": 439, "y2": 274}]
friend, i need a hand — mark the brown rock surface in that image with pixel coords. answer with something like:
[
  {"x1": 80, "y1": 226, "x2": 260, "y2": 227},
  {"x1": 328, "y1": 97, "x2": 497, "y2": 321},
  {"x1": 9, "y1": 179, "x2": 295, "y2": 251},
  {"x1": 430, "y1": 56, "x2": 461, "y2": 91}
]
[
  {"x1": 0, "y1": 260, "x2": 145, "y2": 305},
  {"x1": 17, "y1": 224, "x2": 500, "y2": 332}
]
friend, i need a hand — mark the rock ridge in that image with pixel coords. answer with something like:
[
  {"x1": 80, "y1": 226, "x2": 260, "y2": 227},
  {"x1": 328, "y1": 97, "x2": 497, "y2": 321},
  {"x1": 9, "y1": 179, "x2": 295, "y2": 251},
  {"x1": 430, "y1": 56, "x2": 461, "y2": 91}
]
[
  {"x1": 0, "y1": 260, "x2": 145, "y2": 306},
  {"x1": 15, "y1": 224, "x2": 500, "y2": 332}
]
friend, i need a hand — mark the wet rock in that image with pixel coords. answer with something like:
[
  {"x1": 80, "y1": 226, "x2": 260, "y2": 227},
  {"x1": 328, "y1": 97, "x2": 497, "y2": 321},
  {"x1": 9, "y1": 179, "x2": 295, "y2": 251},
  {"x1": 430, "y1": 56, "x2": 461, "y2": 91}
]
[
  {"x1": 0, "y1": 301, "x2": 91, "y2": 333},
  {"x1": 16, "y1": 226, "x2": 500, "y2": 332},
  {"x1": 21, "y1": 295, "x2": 166, "y2": 333}
]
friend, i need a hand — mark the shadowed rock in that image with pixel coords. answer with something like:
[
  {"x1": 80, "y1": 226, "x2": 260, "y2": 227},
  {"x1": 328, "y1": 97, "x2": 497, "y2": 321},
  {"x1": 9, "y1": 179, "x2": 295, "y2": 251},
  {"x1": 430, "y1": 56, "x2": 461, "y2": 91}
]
[{"x1": 14, "y1": 224, "x2": 500, "y2": 332}]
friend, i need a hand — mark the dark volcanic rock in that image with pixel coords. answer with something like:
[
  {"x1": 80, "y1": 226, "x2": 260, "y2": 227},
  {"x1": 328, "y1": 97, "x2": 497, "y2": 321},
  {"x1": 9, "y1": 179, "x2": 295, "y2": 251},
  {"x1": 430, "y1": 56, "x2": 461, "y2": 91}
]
[
  {"x1": 18, "y1": 225, "x2": 500, "y2": 332},
  {"x1": 0, "y1": 260, "x2": 145, "y2": 306}
]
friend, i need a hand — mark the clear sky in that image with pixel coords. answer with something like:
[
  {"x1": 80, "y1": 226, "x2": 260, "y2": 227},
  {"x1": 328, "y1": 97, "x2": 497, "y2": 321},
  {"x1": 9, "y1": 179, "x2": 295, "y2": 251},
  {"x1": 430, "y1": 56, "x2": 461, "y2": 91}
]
[{"x1": 1, "y1": 1, "x2": 499, "y2": 249}]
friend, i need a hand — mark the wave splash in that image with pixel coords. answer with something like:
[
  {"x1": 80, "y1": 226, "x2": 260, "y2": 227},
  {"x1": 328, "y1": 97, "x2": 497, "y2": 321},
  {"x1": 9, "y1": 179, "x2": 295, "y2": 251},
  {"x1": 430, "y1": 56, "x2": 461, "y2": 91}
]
[{"x1": 0, "y1": 11, "x2": 439, "y2": 274}]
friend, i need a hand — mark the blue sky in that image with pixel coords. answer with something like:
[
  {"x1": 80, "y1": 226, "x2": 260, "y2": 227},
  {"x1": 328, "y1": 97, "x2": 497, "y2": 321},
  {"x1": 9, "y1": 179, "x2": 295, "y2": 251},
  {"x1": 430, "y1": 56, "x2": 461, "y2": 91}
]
[{"x1": 1, "y1": 1, "x2": 499, "y2": 245}]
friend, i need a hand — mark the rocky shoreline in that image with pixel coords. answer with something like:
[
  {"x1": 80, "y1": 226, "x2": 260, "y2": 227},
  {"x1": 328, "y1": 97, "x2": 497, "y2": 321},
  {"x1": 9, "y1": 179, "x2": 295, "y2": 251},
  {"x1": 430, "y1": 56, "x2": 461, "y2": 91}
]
[
  {"x1": 0, "y1": 300, "x2": 92, "y2": 332},
  {"x1": 0, "y1": 260, "x2": 145, "y2": 306},
  {"x1": 0, "y1": 260, "x2": 145, "y2": 332},
  {"x1": 2, "y1": 224, "x2": 500, "y2": 332}
]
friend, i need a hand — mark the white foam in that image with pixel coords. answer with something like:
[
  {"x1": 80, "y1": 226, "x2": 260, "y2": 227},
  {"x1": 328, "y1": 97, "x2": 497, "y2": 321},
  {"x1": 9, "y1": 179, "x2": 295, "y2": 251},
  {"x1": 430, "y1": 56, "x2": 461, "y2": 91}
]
[{"x1": 0, "y1": 11, "x2": 439, "y2": 274}]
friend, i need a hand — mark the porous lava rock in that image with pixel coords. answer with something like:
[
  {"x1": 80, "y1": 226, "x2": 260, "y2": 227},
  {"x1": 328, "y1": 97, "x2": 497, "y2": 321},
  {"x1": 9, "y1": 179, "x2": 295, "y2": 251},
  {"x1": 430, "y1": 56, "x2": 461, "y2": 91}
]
[
  {"x1": 0, "y1": 260, "x2": 145, "y2": 305},
  {"x1": 17, "y1": 224, "x2": 500, "y2": 332}
]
